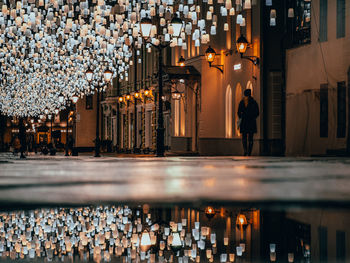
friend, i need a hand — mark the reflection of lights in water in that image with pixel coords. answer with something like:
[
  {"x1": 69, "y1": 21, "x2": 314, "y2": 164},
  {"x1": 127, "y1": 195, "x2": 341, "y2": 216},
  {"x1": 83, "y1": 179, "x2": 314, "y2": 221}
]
[
  {"x1": 204, "y1": 178, "x2": 216, "y2": 187},
  {"x1": 0, "y1": 206, "x2": 252, "y2": 262}
]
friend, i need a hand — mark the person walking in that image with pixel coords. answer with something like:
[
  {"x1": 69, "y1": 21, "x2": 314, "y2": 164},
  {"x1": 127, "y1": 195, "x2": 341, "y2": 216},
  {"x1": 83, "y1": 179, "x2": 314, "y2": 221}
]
[
  {"x1": 237, "y1": 89, "x2": 259, "y2": 156},
  {"x1": 18, "y1": 118, "x2": 27, "y2": 159}
]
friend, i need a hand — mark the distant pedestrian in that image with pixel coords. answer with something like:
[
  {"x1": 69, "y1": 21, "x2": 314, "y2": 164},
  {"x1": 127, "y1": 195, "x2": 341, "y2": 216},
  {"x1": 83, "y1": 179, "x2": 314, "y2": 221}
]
[
  {"x1": 18, "y1": 118, "x2": 27, "y2": 159},
  {"x1": 12, "y1": 136, "x2": 21, "y2": 156},
  {"x1": 237, "y1": 89, "x2": 259, "y2": 156},
  {"x1": 67, "y1": 135, "x2": 75, "y2": 155}
]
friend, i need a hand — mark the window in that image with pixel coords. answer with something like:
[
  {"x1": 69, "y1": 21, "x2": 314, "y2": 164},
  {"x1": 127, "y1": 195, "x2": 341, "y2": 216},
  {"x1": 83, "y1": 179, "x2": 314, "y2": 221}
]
[
  {"x1": 235, "y1": 83, "x2": 243, "y2": 136},
  {"x1": 336, "y1": 0, "x2": 345, "y2": 38},
  {"x1": 320, "y1": 84, "x2": 328, "y2": 137},
  {"x1": 225, "y1": 85, "x2": 233, "y2": 138},
  {"x1": 319, "y1": 0, "x2": 328, "y2": 42},
  {"x1": 290, "y1": 0, "x2": 312, "y2": 46},
  {"x1": 337, "y1": 81, "x2": 346, "y2": 138},
  {"x1": 86, "y1": 95, "x2": 93, "y2": 110},
  {"x1": 174, "y1": 98, "x2": 185, "y2": 137},
  {"x1": 318, "y1": 226, "x2": 328, "y2": 262},
  {"x1": 336, "y1": 231, "x2": 346, "y2": 262}
]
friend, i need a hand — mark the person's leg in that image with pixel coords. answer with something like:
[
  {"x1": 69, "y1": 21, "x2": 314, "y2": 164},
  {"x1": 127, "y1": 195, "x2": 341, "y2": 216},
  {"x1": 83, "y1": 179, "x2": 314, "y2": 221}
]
[
  {"x1": 248, "y1": 132, "x2": 254, "y2": 156},
  {"x1": 242, "y1": 132, "x2": 248, "y2": 156}
]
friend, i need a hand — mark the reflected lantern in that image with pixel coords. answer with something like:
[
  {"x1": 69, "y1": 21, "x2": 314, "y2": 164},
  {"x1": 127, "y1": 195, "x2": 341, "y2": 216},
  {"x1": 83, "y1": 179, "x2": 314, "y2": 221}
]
[
  {"x1": 140, "y1": 231, "x2": 152, "y2": 252},
  {"x1": 178, "y1": 56, "x2": 185, "y2": 67}
]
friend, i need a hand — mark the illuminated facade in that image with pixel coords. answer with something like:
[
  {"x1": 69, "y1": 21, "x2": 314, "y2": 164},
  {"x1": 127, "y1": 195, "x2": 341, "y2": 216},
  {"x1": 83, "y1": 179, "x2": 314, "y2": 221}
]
[{"x1": 98, "y1": 2, "x2": 263, "y2": 155}]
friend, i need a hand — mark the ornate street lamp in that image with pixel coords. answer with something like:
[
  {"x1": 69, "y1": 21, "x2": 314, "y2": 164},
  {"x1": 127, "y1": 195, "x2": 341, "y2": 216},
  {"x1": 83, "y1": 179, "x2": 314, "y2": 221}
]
[
  {"x1": 140, "y1": 15, "x2": 183, "y2": 157},
  {"x1": 170, "y1": 15, "x2": 183, "y2": 37},
  {"x1": 85, "y1": 68, "x2": 94, "y2": 82},
  {"x1": 140, "y1": 16, "x2": 153, "y2": 38},
  {"x1": 58, "y1": 94, "x2": 65, "y2": 104},
  {"x1": 103, "y1": 68, "x2": 113, "y2": 83},
  {"x1": 236, "y1": 34, "x2": 259, "y2": 65},
  {"x1": 71, "y1": 94, "x2": 79, "y2": 104},
  {"x1": 205, "y1": 46, "x2": 223, "y2": 73},
  {"x1": 86, "y1": 69, "x2": 100, "y2": 157}
]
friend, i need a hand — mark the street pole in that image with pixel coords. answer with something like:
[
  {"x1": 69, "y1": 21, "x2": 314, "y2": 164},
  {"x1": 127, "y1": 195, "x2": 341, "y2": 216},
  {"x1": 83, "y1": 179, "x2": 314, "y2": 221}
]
[
  {"x1": 95, "y1": 86, "x2": 101, "y2": 157},
  {"x1": 116, "y1": 76, "x2": 120, "y2": 153},
  {"x1": 65, "y1": 104, "x2": 69, "y2": 156},
  {"x1": 133, "y1": 50, "x2": 138, "y2": 153},
  {"x1": 156, "y1": 46, "x2": 165, "y2": 157},
  {"x1": 50, "y1": 117, "x2": 53, "y2": 144}
]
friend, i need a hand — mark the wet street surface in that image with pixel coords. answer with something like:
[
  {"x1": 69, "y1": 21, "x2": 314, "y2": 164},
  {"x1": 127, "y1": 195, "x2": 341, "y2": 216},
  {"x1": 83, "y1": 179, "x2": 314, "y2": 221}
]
[
  {"x1": 1, "y1": 153, "x2": 350, "y2": 206},
  {"x1": 1, "y1": 153, "x2": 350, "y2": 262}
]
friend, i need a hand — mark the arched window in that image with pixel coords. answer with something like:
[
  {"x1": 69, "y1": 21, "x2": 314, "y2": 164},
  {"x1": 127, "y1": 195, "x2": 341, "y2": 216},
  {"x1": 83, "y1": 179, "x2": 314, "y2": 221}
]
[
  {"x1": 225, "y1": 85, "x2": 233, "y2": 138},
  {"x1": 235, "y1": 83, "x2": 243, "y2": 136},
  {"x1": 246, "y1": 81, "x2": 253, "y2": 97}
]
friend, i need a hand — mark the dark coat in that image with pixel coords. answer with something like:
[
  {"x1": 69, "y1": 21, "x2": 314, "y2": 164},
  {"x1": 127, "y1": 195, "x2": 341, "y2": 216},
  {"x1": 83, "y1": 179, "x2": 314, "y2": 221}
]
[{"x1": 237, "y1": 97, "x2": 259, "y2": 134}]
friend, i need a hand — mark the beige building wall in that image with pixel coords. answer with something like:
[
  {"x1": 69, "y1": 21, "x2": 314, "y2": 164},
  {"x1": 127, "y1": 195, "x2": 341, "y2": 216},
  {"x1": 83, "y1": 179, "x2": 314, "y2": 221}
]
[
  {"x1": 75, "y1": 94, "x2": 97, "y2": 148},
  {"x1": 172, "y1": 7, "x2": 262, "y2": 155},
  {"x1": 286, "y1": 0, "x2": 350, "y2": 155}
]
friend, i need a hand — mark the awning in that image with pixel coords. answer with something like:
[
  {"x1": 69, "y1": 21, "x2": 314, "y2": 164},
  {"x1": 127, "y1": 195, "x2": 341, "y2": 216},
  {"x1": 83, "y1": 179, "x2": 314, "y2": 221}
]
[{"x1": 163, "y1": 66, "x2": 201, "y2": 81}]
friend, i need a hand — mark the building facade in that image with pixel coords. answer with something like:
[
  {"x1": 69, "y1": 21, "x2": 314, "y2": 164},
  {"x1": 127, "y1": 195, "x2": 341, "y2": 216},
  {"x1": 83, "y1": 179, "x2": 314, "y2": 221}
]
[
  {"x1": 285, "y1": 0, "x2": 350, "y2": 156},
  {"x1": 73, "y1": 0, "x2": 350, "y2": 157},
  {"x1": 95, "y1": 2, "x2": 264, "y2": 156}
]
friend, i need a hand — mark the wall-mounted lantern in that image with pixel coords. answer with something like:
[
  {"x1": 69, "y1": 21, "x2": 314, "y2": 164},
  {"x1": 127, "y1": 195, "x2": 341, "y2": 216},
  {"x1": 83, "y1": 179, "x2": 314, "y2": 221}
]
[
  {"x1": 178, "y1": 56, "x2": 186, "y2": 67},
  {"x1": 118, "y1": 96, "x2": 124, "y2": 103},
  {"x1": 236, "y1": 34, "x2": 259, "y2": 65},
  {"x1": 205, "y1": 46, "x2": 224, "y2": 74}
]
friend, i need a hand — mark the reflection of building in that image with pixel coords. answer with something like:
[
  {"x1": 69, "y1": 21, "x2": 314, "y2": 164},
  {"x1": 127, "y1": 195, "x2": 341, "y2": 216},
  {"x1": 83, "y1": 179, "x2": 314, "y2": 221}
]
[
  {"x1": 0, "y1": 204, "x2": 349, "y2": 262},
  {"x1": 0, "y1": 205, "x2": 261, "y2": 262}
]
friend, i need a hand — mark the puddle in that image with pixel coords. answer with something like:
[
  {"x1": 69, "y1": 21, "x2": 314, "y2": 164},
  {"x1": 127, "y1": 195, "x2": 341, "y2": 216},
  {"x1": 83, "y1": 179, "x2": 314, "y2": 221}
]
[{"x1": 0, "y1": 204, "x2": 347, "y2": 262}]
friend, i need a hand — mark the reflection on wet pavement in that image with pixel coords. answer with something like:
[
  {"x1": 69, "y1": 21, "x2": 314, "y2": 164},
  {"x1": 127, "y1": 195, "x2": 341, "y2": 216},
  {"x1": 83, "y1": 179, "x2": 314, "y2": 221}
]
[
  {"x1": 1, "y1": 155, "x2": 350, "y2": 205},
  {"x1": 0, "y1": 204, "x2": 348, "y2": 262}
]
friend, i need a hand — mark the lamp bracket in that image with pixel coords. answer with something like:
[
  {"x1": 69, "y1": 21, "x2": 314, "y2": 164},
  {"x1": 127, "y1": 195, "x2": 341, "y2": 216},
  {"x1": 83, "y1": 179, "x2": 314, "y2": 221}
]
[
  {"x1": 240, "y1": 54, "x2": 259, "y2": 66},
  {"x1": 209, "y1": 62, "x2": 224, "y2": 74}
]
